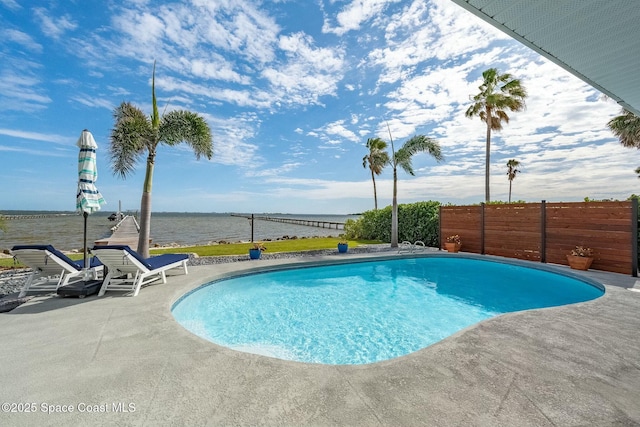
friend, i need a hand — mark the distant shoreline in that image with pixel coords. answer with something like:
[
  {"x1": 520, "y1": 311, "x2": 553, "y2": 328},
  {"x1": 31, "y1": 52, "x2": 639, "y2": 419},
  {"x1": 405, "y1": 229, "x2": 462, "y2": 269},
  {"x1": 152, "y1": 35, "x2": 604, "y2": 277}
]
[
  {"x1": 1, "y1": 210, "x2": 355, "y2": 216},
  {"x1": 0, "y1": 213, "x2": 355, "y2": 253}
]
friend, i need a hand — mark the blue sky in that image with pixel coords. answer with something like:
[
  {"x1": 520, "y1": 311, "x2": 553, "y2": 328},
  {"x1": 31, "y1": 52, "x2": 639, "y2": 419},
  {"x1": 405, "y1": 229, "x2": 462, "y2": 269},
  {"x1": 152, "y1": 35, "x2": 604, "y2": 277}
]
[{"x1": 0, "y1": 0, "x2": 634, "y2": 215}]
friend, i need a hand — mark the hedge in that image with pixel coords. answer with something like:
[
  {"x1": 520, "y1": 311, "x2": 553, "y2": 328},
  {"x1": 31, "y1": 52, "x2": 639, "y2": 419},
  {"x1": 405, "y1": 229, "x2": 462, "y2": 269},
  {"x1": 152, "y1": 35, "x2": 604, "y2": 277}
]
[{"x1": 344, "y1": 201, "x2": 440, "y2": 246}]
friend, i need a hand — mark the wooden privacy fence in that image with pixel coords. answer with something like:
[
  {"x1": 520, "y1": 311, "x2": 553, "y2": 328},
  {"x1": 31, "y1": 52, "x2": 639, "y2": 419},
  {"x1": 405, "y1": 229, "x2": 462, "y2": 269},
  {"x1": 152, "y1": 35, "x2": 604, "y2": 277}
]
[{"x1": 440, "y1": 201, "x2": 638, "y2": 276}]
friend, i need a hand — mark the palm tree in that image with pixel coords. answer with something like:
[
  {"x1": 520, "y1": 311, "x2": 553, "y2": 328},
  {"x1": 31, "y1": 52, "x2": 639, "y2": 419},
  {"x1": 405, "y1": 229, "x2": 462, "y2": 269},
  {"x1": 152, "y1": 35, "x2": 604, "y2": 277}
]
[
  {"x1": 608, "y1": 109, "x2": 640, "y2": 176},
  {"x1": 466, "y1": 68, "x2": 527, "y2": 202},
  {"x1": 387, "y1": 129, "x2": 444, "y2": 248},
  {"x1": 362, "y1": 137, "x2": 389, "y2": 210},
  {"x1": 109, "y1": 63, "x2": 213, "y2": 258},
  {"x1": 506, "y1": 159, "x2": 521, "y2": 203},
  {"x1": 607, "y1": 109, "x2": 640, "y2": 148}
]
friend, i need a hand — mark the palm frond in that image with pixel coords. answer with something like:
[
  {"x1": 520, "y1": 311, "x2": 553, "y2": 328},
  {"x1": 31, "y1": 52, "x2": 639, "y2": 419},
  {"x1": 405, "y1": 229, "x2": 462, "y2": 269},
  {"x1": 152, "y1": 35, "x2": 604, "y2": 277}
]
[
  {"x1": 507, "y1": 159, "x2": 521, "y2": 180},
  {"x1": 395, "y1": 148, "x2": 415, "y2": 175},
  {"x1": 363, "y1": 137, "x2": 389, "y2": 174},
  {"x1": 366, "y1": 137, "x2": 387, "y2": 151},
  {"x1": 370, "y1": 151, "x2": 390, "y2": 174},
  {"x1": 607, "y1": 109, "x2": 640, "y2": 148},
  {"x1": 395, "y1": 135, "x2": 444, "y2": 175},
  {"x1": 403, "y1": 135, "x2": 444, "y2": 160},
  {"x1": 466, "y1": 68, "x2": 526, "y2": 125},
  {"x1": 465, "y1": 102, "x2": 484, "y2": 118},
  {"x1": 151, "y1": 61, "x2": 160, "y2": 131},
  {"x1": 159, "y1": 110, "x2": 213, "y2": 160},
  {"x1": 110, "y1": 102, "x2": 151, "y2": 178}
]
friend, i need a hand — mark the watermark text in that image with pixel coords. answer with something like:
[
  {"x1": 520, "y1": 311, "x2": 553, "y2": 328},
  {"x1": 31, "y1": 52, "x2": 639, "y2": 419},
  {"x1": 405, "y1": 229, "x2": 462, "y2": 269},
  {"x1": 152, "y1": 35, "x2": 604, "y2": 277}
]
[{"x1": 2, "y1": 402, "x2": 136, "y2": 414}]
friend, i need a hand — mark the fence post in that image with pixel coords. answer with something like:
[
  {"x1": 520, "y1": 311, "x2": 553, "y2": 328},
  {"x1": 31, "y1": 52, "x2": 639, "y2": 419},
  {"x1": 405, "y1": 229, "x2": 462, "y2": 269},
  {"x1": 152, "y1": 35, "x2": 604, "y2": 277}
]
[
  {"x1": 481, "y1": 203, "x2": 485, "y2": 255},
  {"x1": 251, "y1": 214, "x2": 254, "y2": 243},
  {"x1": 541, "y1": 200, "x2": 546, "y2": 263},
  {"x1": 633, "y1": 198, "x2": 638, "y2": 277}
]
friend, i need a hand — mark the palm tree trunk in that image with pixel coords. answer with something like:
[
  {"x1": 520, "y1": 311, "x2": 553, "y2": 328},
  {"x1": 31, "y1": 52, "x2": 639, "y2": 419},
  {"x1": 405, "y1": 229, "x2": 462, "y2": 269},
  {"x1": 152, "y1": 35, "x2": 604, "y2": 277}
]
[
  {"x1": 485, "y1": 117, "x2": 492, "y2": 203},
  {"x1": 137, "y1": 192, "x2": 152, "y2": 258},
  {"x1": 371, "y1": 169, "x2": 378, "y2": 210},
  {"x1": 391, "y1": 167, "x2": 398, "y2": 248},
  {"x1": 137, "y1": 156, "x2": 154, "y2": 258},
  {"x1": 508, "y1": 180, "x2": 512, "y2": 203}
]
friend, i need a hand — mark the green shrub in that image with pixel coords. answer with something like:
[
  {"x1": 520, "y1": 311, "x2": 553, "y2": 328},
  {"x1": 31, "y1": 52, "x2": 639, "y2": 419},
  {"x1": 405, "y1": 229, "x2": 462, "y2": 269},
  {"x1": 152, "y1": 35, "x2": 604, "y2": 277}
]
[{"x1": 344, "y1": 201, "x2": 440, "y2": 246}]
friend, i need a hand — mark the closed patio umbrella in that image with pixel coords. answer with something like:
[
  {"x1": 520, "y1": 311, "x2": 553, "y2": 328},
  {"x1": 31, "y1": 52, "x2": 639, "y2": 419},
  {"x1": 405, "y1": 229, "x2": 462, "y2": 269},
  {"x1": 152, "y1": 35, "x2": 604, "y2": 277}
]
[{"x1": 76, "y1": 129, "x2": 106, "y2": 268}]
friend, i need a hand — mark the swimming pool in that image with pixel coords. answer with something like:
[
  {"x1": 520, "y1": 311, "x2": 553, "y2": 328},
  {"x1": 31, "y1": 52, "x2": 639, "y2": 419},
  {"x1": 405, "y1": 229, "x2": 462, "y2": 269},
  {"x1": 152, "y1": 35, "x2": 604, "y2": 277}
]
[{"x1": 172, "y1": 256, "x2": 604, "y2": 365}]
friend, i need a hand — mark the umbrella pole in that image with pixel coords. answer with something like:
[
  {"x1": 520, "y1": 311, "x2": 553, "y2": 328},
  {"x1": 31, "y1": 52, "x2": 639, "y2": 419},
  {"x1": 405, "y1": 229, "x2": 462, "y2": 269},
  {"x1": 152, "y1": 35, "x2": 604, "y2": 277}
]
[{"x1": 83, "y1": 211, "x2": 88, "y2": 269}]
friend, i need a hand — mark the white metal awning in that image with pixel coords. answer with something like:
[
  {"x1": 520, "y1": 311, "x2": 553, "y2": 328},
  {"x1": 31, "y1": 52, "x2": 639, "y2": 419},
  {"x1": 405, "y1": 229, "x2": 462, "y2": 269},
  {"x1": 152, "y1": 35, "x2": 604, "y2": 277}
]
[{"x1": 448, "y1": 0, "x2": 640, "y2": 116}]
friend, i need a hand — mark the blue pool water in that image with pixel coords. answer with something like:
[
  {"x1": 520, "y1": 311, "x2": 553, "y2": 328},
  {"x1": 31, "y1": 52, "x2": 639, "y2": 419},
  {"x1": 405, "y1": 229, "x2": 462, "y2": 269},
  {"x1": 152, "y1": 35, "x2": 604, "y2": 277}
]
[{"x1": 172, "y1": 257, "x2": 604, "y2": 365}]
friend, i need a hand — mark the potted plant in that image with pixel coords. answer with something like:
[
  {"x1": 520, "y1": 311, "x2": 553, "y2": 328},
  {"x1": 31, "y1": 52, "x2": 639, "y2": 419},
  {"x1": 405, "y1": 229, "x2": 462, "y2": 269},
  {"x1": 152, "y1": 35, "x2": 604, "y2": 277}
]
[
  {"x1": 566, "y1": 245, "x2": 594, "y2": 270},
  {"x1": 249, "y1": 242, "x2": 266, "y2": 260},
  {"x1": 444, "y1": 235, "x2": 461, "y2": 253},
  {"x1": 337, "y1": 239, "x2": 348, "y2": 253}
]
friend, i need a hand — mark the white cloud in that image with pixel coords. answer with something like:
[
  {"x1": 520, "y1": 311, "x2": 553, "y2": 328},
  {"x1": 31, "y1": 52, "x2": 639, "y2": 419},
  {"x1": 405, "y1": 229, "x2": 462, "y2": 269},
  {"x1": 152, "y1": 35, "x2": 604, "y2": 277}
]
[
  {"x1": 0, "y1": 128, "x2": 73, "y2": 145},
  {"x1": 190, "y1": 59, "x2": 251, "y2": 85},
  {"x1": 322, "y1": 0, "x2": 399, "y2": 36},
  {"x1": 262, "y1": 32, "x2": 346, "y2": 105},
  {"x1": 264, "y1": 176, "x2": 370, "y2": 198},
  {"x1": 318, "y1": 120, "x2": 361, "y2": 144},
  {"x1": 107, "y1": 1, "x2": 280, "y2": 67},
  {"x1": 0, "y1": 144, "x2": 68, "y2": 157},
  {"x1": 3, "y1": 29, "x2": 42, "y2": 52},
  {"x1": 72, "y1": 2, "x2": 344, "y2": 111},
  {"x1": 0, "y1": 68, "x2": 51, "y2": 112},
  {"x1": 368, "y1": 0, "x2": 509, "y2": 89},
  {"x1": 33, "y1": 7, "x2": 77, "y2": 39},
  {"x1": 202, "y1": 113, "x2": 264, "y2": 168},
  {"x1": 0, "y1": 0, "x2": 20, "y2": 10},
  {"x1": 69, "y1": 95, "x2": 115, "y2": 110},
  {"x1": 248, "y1": 162, "x2": 303, "y2": 178}
]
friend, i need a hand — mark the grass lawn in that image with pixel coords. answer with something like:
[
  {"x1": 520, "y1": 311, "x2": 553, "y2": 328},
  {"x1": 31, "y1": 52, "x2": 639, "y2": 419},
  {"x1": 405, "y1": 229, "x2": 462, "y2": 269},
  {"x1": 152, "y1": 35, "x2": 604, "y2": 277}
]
[{"x1": 0, "y1": 237, "x2": 383, "y2": 269}]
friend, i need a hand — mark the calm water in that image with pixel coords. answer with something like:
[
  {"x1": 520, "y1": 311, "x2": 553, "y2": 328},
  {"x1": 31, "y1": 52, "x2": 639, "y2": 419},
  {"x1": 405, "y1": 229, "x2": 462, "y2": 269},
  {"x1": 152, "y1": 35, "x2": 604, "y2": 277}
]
[
  {"x1": 0, "y1": 211, "x2": 356, "y2": 251},
  {"x1": 172, "y1": 257, "x2": 604, "y2": 365}
]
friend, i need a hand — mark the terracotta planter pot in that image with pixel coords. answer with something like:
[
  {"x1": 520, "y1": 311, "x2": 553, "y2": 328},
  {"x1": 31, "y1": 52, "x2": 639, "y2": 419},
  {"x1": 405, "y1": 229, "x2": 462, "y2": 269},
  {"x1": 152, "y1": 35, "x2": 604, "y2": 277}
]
[
  {"x1": 567, "y1": 255, "x2": 593, "y2": 270},
  {"x1": 444, "y1": 242, "x2": 461, "y2": 253}
]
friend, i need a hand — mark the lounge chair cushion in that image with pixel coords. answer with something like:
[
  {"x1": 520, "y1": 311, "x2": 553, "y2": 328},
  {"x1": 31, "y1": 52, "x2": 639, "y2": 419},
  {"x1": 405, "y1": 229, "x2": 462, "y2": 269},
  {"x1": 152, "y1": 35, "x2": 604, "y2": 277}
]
[
  {"x1": 91, "y1": 245, "x2": 188, "y2": 268},
  {"x1": 11, "y1": 245, "x2": 102, "y2": 269}
]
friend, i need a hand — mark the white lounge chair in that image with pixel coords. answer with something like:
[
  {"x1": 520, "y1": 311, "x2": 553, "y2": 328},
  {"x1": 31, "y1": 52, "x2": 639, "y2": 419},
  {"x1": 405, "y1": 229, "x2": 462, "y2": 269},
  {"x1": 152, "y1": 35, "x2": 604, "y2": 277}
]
[
  {"x1": 91, "y1": 245, "x2": 189, "y2": 297},
  {"x1": 10, "y1": 245, "x2": 103, "y2": 298}
]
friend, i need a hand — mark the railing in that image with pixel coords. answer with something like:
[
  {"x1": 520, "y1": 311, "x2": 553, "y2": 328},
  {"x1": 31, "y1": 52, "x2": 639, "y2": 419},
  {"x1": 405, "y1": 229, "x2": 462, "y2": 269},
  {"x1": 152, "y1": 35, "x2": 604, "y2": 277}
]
[{"x1": 230, "y1": 214, "x2": 345, "y2": 242}]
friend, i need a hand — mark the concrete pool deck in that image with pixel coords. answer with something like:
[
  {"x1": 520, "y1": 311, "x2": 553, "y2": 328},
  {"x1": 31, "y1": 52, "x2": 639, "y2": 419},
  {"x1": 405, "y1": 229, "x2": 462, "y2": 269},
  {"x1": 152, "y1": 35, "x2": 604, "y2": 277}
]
[{"x1": 1, "y1": 251, "x2": 640, "y2": 426}]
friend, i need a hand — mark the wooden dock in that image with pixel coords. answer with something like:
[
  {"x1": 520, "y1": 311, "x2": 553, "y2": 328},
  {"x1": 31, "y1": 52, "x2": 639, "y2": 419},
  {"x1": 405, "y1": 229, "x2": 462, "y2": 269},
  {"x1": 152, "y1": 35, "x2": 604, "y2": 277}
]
[
  {"x1": 94, "y1": 215, "x2": 141, "y2": 248},
  {"x1": 231, "y1": 214, "x2": 345, "y2": 230}
]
